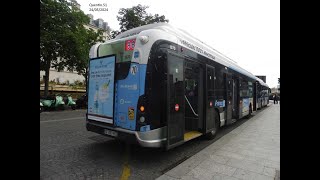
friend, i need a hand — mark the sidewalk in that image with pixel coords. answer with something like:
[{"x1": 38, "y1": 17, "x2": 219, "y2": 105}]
[{"x1": 157, "y1": 104, "x2": 280, "y2": 180}]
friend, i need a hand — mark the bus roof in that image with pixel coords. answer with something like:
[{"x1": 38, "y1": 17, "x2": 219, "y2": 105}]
[
  {"x1": 113, "y1": 23, "x2": 265, "y2": 83},
  {"x1": 256, "y1": 78, "x2": 268, "y2": 87}
]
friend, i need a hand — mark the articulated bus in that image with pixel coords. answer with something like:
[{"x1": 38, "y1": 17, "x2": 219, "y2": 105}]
[{"x1": 86, "y1": 23, "x2": 269, "y2": 150}]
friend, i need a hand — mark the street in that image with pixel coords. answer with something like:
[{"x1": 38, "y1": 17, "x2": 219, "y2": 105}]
[{"x1": 40, "y1": 107, "x2": 269, "y2": 180}]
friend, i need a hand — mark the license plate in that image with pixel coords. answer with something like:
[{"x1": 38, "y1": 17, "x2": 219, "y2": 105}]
[{"x1": 104, "y1": 129, "x2": 118, "y2": 137}]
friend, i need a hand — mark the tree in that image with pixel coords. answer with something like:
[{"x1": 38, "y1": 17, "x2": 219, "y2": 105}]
[
  {"x1": 40, "y1": 0, "x2": 104, "y2": 96},
  {"x1": 110, "y1": 30, "x2": 120, "y2": 39},
  {"x1": 71, "y1": 28, "x2": 104, "y2": 90},
  {"x1": 115, "y1": 4, "x2": 169, "y2": 34}
]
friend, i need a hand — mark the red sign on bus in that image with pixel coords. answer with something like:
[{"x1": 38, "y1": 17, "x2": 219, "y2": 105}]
[
  {"x1": 175, "y1": 104, "x2": 179, "y2": 111},
  {"x1": 125, "y1": 39, "x2": 136, "y2": 51}
]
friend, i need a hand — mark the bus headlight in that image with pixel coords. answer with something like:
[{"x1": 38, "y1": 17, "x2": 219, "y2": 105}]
[{"x1": 140, "y1": 116, "x2": 145, "y2": 123}]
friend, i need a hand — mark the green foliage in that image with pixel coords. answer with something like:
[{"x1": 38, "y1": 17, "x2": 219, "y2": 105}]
[
  {"x1": 49, "y1": 80, "x2": 57, "y2": 85},
  {"x1": 116, "y1": 4, "x2": 169, "y2": 33},
  {"x1": 40, "y1": 0, "x2": 88, "y2": 71},
  {"x1": 40, "y1": 0, "x2": 104, "y2": 95},
  {"x1": 72, "y1": 28, "x2": 105, "y2": 77},
  {"x1": 110, "y1": 30, "x2": 121, "y2": 39},
  {"x1": 70, "y1": 80, "x2": 85, "y2": 89}
]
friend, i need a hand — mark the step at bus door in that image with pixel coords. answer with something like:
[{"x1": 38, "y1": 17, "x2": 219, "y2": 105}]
[{"x1": 166, "y1": 52, "x2": 185, "y2": 150}]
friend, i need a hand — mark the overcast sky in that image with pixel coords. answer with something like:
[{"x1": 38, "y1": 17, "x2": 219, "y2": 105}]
[{"x1": 77, "y1": 0, "x2": 280, "y2": 88}]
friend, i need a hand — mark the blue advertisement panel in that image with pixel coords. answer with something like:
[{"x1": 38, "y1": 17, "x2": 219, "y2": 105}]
[
  {"x1": 87, "y1": 56, "x2": 115, "y2": 124},
  {"x1": 242, "y1": 98, "x2": 250, "y2": 113}
]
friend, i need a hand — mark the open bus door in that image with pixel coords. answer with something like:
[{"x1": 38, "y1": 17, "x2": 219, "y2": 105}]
[{"x1": 166, "y1": 52, "x2": 185, "y2": 150}]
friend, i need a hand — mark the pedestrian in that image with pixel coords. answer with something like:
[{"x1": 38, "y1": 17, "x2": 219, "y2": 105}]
[
  {"x1": 274, "y1": 94, "x2": 278, "y2": 104},
  {"x1": 273, "y1": 94, "x2": 276, "y2": 104}
]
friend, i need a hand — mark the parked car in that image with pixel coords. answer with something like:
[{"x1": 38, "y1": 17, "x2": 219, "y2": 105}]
[{"x1": 76, "y1": 94, "x2": 87, "y2": 109}]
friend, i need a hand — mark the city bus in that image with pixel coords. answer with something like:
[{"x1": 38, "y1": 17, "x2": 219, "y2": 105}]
[
  {"x1": 86, "y1": 23, "x2": 269, "y2": 149},
  {"x1": 255, "y1": 78, "x2": 270, "y2": 109}
]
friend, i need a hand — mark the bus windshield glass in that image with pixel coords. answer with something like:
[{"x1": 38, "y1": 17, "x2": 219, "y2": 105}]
[{"x1": 98, "y1": 38, "x2": 136, "y2": 80}]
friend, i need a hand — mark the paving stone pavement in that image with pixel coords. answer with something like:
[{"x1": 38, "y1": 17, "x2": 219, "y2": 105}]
[{"x1": 156, "y1": 103, "x2": 280, "y2": 180}]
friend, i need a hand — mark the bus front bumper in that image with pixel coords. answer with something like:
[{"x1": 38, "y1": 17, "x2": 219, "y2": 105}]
[{"x1": 86, "y1": 121, "x2": 167, "y2": 148}]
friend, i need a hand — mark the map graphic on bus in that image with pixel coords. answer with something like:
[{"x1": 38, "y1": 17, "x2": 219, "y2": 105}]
[{"x1": 88, "y1": 56, "x2": 115, "y2": 123}]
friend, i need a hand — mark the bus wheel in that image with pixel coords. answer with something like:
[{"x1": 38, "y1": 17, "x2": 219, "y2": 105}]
[{"x1": 205, "y1": 111, "x2": 220, "y2": 140}]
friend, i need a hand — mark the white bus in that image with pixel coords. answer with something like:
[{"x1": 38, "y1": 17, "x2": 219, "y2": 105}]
[{"x1": 86, "y1": 23, "x2": 269, "y2": 149}]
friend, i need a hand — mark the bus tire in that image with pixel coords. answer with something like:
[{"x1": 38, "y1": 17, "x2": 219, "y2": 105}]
[{"x1": 205, "y1": 110, "x2": 220, "y2": 140}]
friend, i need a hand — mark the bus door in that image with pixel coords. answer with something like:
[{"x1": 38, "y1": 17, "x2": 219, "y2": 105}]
[
  {"x1": 166, "y1": 52, "x2": 185, "y2": 149},
  {"x1": 182, "y1": 59, "x2": 204, "y2": 143},
  {"x1": 256, "y1": 83, "x2": 261, "y2": 109},
  {"x1": 253, "y1": 82, "x2": 257, "y2": 111},
  {"x1": 184, "y1": 60, "x2": 203, "y2": 133},
  {"x1": 232, "y1": 76, "x2": 239, "y2": 119},
  {"x1": 226, "y1": 74, "x2": 233, "y2": 124},
  {"x1": 205, "y1": 65, "x2": 216, "y2": 133}
]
